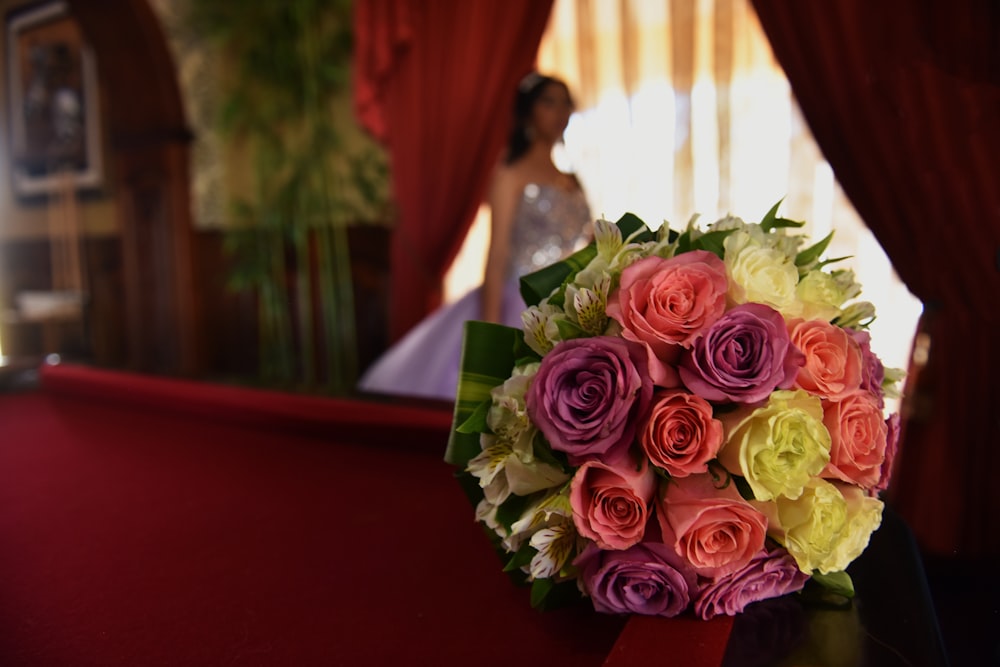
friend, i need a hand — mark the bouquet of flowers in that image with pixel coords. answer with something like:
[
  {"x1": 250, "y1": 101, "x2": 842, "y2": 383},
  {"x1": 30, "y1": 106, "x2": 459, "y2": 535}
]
[{"x1": 445, "y1": 204, "x2": 904, "y2": 619}]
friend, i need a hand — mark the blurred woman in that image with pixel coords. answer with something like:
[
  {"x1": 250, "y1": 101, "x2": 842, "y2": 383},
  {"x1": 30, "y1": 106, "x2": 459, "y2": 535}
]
[{"x1": 358, "y1": 72, "x2": 591, "y2": 400}]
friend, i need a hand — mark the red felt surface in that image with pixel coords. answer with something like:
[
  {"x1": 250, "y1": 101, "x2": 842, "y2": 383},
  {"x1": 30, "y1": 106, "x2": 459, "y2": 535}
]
[
  {"x1": 605, "y1": 615, "x2": 733, "y2": 667},
  {"x1": 0, "y1": 364, "x2": 633, "y2": 666}
]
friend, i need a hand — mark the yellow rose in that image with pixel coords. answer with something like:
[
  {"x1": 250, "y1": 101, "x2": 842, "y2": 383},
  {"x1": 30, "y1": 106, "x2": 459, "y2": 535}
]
[
  {"x1": 757, "y1": 478, "x2": 883, "y2": 574},
  {"x1": 828, "y1": 483, "x2": 883, "y2": 571},
  {"x1": 795, "y1": 270, "x2": 853, "y2": 322},
  {"x1": 719, "y1": 389, "x2": 831, "y2": 501},
  {"x1": 724, "y1": 229, "x2": 799, "y2": 313}
]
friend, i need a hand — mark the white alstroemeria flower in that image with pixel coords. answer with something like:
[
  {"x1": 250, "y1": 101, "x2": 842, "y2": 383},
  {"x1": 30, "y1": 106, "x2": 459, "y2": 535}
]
[
  {"x1": 528, "y1": 520, "x2": 578, "y2": 580},
  {"x1": 593, "y1": 217, "x2": 624, "y2": 259},
  {"x1": 564, "y1": 275, "x2": 611, "y2": 336},
  {"x1": 589, "y1": 217, "x2": 655, "y2": 277},
  {"x1": 476, "y1": 498, "x2": 507, "y2": 539},
  {"x1": 882, "y1": 366, "x2": 906, "y2": 400},
  {"x1": 522, "y1": 303, "x2": 566, "y2": 356},
  {"x1": 467, "y1": 436, "x2": 514, "y2": 505},
  {"x1": 504, "y1": 455, "x2": 569, "y2": 497},
  {"x1": 467, "y1": 434, "x2": 569, "y2": 508},
  {"x1": 487, "y1": 363, "x2": 539, "y2": 453},
  {"x1": 505, "y1": 486, "x2": 574, "y2": 553},
  {"x1": 834, "y1": 300, "x2": 877, "y2": 330}
]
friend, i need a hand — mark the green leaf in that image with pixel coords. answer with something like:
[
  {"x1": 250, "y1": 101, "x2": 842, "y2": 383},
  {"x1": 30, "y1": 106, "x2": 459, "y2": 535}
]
[
  {"x1": 456, "y1": 400, "x2": 491, "y2": 434},
  {"x1": 675, "y1": 228, "x2": 693, "y2": 254},
  {"x1": 795, "y1": 231, "x2": 834, "y2": 267},
  {"x1": 760, "y1": 198, "x2": 806, "y2": 232},
  {"x1": 504, "y1": 543, "x2": 538, "y2": 573},
  {"x1": 798, "y1": 570, "x2": 856, "y2": 610},
  {"x1": 530, "y1": 577, "x2": 555, "y2": 608},
  {"x1": 614, "y1": 212, "x2": 653, "y2": 239},
  {"x1": 444, "y1": 321, "x2": 520, "y2": 467},
  {"x1": 554, "y1": 318, "x2": 588, "y2": 341},
  {"x1": 759, "y1": 198, "x2": 784, "y2": 232},
  {"x1": 813, "y1": 255, "x2": 853, "y2": 270},
  {"x1": 812, "y1": 570, "x2": 855, "y2": 598},
  {"x1": 767, "y1": 217, "x2": 805, "y2": 230},
  {"x1": 692, "y1": 228, "x2": 736, "y2": 258},
  {"x1": 520, "y1": 245, "x2": 597, "y2": 307}
]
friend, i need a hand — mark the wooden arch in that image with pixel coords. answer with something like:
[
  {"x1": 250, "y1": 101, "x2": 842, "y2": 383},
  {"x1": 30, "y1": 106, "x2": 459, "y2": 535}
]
[{"x1": 67, "y1": 0, "x2": 200, "y2": 375}]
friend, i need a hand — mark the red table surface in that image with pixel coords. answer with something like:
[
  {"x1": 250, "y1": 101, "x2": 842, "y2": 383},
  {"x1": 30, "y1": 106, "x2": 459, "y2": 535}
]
[
  {"x1": 0, "y1": 363, "x2": 647, "y2": 666},
  {"x1": 1, "y1": 363, "x2": 945, "y2": 667}
]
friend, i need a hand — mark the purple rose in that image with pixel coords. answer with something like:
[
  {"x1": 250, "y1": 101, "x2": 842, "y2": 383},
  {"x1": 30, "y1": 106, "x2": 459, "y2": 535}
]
[
  {"x1": 873, "y1": 412, "x2": 902, "y2": 494},
  {"x1": 574, "y1": 541, "x2": 698, "y2": 617},
  {"x1": 849, "y1": 329, "x2": 886, "y2": 407},
  {"x1": 693, "y1": 547, "x2": 809, "y2": 620},
  {"x1": 527, "y1": 336, "x2": 653, "y2": 465},
  {"x1": 678, "y1": 303, "x2": 803, "y2": 404}
]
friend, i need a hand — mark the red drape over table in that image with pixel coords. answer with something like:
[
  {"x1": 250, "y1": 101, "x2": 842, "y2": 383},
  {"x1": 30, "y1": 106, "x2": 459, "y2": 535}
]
[
  {"x1": 353, "y1": 0, "x2": 555, "y2": 342},
  {"x1": 751, "y1": 0, "x2": 1000, "y2": 559}
]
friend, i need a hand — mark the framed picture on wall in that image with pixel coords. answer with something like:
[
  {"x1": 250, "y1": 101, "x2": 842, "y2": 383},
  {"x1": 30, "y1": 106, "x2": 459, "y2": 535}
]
[{"x1": 5, "y1": 0, "x2": 102, "y2": 197}]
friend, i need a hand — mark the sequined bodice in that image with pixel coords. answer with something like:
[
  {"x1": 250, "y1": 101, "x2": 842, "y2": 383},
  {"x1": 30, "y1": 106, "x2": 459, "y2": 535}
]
[{"x1": 507, "y1": 183, "x2": 592, "y2": 280}]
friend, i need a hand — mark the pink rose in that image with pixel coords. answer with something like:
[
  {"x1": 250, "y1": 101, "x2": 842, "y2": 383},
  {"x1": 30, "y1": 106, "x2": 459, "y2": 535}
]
[
  {"x1": 640, "y1": 389, "x2": 723, "y2": 477},
  {"x1": 656, "y1": 473, "x2": 768, "y2": 578},
  {"x1": 607, "y1": 252, "x2": 728, "y2": 387},
  {"x1": 848, "y1": 329, "x2": 886, "y2": 407},
  {"x1": 570, "y1": 456, "x2": 657, "y2": 550},
  {"x1": 821, "y1": 389, "x2": 888, "y2": 488},
  {"x1": 788, "y1": 319, "x2": 863, "y2": 401}
]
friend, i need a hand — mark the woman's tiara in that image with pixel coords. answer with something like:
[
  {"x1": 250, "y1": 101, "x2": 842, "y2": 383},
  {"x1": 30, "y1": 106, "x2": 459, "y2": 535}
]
[{"x1": 518, "y1": 71, "x2": 545, "y2": 93}]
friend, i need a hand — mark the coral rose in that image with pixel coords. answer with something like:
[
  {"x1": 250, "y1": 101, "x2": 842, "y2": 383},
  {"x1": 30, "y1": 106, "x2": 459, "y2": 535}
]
[
  {"x1": 639, "y1": 389, "x2": 723, "y2": 477},
  {"x1": 821, "y1": 389, "x2": 888, "y2": 488},
  {"x1": 606, "y1": 252, "x2": 728, "y2": 387},
  {"x1": 788, "y1": 318, "x2": 863, "y2": 401},
  {"x1": 656, "y1": 472, "x2": 768, "y2": 578},
  {"x1": 570, "y1": 456, "x2": 657, "y2": 550}
]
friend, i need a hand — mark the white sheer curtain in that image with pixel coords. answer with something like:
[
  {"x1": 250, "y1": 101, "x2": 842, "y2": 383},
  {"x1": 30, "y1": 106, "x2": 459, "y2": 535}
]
[{"x1": 446, "y1": 0, "x2": 921, "y2": 376}]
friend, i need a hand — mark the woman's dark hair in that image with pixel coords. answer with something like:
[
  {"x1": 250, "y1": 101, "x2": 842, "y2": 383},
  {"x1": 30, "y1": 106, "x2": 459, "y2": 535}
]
[{"x1": 504, "y1": 72, "x2": 572, "y2": 165}]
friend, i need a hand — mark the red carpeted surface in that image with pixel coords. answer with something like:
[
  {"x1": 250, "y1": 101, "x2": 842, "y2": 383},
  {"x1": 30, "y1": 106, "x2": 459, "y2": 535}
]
[{"x1": 0, "y1": 363, "x2": 629, "y2": 666}]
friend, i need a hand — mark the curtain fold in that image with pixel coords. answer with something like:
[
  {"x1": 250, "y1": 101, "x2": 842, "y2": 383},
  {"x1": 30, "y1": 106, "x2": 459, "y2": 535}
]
[
  {"x1": 752, "y1": 0, "x2": 1000, "y2": 558},
  {"x1": 353, "y1": 0, "x2": 555, "y2": 341}
]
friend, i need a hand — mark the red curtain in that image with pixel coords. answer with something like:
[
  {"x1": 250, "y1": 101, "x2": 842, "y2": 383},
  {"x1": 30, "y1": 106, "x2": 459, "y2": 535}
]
[
  {"x1": 751, "y1": 0, "x2": 1000, "y2": 559},
  {"x1": 353, "y1": 0, "x2": 555, "y2": 341}
]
